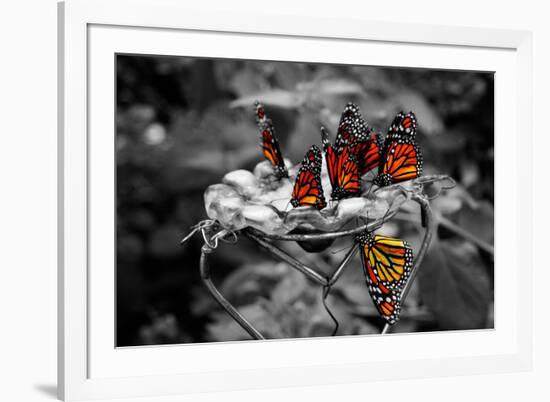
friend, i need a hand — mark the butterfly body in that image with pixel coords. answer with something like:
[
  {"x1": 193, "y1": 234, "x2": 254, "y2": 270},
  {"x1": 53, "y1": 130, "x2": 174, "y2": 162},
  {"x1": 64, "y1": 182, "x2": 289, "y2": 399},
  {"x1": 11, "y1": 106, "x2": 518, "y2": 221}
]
[
  {"x1": 374, "y1": 111, "x2": 423, "y2": 187},
  {"x1": 255, "y1": 101, "x2": 289, "y2": 179},
  {"x1": 356, "y1": 231, "x2": 413, "y2": 325}
]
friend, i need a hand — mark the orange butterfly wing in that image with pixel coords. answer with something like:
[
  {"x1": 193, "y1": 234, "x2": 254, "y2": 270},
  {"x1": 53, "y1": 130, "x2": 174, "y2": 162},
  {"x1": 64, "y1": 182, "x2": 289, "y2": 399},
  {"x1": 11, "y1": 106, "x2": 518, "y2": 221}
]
[
  {"x1": 332, "y1": 102, "x2": 380, "y2": 183},
  {"x1": 322, "y1": 128, "x2": 361, "y2": 200},
  {"x1": 291, "y1": 145, "x2": 326, "y2": 210},
  {"x1": 381, "y1": 140, "x2": 422, "y2": 182},
  {"x1": 335, "y1": 103, "x2": 364, "y2": 151},
  {"x1": 324, "y1": 139, "x2": 339, "y2": 187},
  {"x1": 255, "y1": 102, "x2": 288, "y2": 179},
  {"x1": 375, "y1": 112, "x2": 423, "y2": 187},
  {"x1": 351, "y1": 131, "x2": 383, "y2": 176},
  {"x1": 334, "y1": 146, "x2": 361, "y2": 198},
  {"x1": 388, "y1": 111, "x2": 417, "y2": 136},
  {"x1": 357, "y1": 232, "x2": 413, "y2": 325}
]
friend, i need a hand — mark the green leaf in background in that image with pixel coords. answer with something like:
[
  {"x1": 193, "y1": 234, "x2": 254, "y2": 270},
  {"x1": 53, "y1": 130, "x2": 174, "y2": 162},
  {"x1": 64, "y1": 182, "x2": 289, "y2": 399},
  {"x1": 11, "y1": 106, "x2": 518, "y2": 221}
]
[{"x1": 418, "y1": 237, "x2": 491, "y2": 330}]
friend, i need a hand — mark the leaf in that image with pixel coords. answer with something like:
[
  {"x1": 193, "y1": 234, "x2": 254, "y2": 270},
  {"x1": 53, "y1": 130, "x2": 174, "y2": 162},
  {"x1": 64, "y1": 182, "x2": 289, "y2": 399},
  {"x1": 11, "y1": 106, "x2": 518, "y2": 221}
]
[
  {"x1": 350, "y1": 65, "x2": 397, "y2": 96},
  {"x1": 459, "y1": 159, "x2": 480, "y2": 188},
  {"x1": 224, "y1": 64, "x2": 266, "y2": 97},
  {"x1": 229, "y1": 90, "x2": 305, "y2": 109},
  {"x1": 219, "y1": 262, "x2": 288, "y2": 303},
  {"x1": 270, "y1": 269, "x2": 309, "y2": 307},
  {"x1": 300, "y1": 78, "x2": 364, "y2": 97},
  {"x1": 431, "y1": 192, "x2": 463, "y2": 215},
  {"x1": 336, "y1": 280, "x2": 373, "y2": 309},
  {"x1": 206, "y1": 303, "x2": 286, "y2": 341},
  {"x1": 417, "y1": 238, "x2": 491, "y2": 330},
  {"x1": 428, "y1": 129, "x2": 467, "y2": 152},
  {"x1": 456, "y1": 200, "x2": 494, "y2": 246}
]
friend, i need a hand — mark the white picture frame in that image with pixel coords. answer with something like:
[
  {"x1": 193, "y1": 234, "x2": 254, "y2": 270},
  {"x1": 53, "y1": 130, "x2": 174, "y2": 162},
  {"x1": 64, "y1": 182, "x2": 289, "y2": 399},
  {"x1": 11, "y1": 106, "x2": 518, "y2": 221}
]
[{"x1": 58, "y1": 0, "x2": 533, "y2": 400}]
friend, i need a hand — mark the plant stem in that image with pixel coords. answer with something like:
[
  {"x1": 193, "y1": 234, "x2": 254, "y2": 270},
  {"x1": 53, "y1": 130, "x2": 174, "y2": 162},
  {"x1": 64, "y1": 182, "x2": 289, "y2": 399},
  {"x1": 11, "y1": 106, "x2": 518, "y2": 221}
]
[
  {"x1": 327, "y1": 245, "x2": 359, "y2": 286},
  {"x1": 383, "y1": 194, "x2": 434, "y2": 335},
  {"x1": 246, "y1": 207, "x2": 398, "y2": 242},
  {"x1": 322, "y1": 286, "x2": 339, "y2": 336},
  {"x1": 199, "y1": 247, "x2": 265, "y2": 340},
  {"x1": 244, "y1": 231, "x2": 328, "y2": 286}
]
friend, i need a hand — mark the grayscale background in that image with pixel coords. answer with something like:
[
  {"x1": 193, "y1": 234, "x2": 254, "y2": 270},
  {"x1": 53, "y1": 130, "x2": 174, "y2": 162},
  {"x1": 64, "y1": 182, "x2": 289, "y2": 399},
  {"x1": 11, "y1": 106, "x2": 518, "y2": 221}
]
[{"x1": 116, "y1": 54, "x2": 494, "y2": 346}]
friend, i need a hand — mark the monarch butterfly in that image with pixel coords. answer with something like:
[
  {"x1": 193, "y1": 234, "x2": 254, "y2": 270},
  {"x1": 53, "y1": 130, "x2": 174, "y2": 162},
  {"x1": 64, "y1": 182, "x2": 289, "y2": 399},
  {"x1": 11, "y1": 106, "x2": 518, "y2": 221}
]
[
  {"x1": 374, "y1": 111, "x2": 423, "y2": 187},
  {"x1": 255, "y1": 101, "x2": 288, "y2": 179},
  {"x1": 290, "y1": 145, "x2": 327, "y2": 210},
  {"x1": 356, "y1": 231, "x2": 413, "y2": 325},
  {"x1": 321, "y1": 127, "x2": 361, "y2": 200},
  {"x1": 333, "y1": 103, "x2": 382, "y2": 177}
]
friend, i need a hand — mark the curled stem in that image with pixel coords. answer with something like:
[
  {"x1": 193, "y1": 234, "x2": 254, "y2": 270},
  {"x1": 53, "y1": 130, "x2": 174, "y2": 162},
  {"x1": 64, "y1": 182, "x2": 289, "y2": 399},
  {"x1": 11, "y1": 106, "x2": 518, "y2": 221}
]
[{"x1": 322, "y1": 285, "x2": 339, "y2": 336}]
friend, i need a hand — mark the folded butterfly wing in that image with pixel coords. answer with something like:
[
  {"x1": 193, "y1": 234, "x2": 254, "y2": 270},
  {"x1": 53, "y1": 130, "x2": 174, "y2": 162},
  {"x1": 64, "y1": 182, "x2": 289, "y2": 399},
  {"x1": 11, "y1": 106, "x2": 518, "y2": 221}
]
[
  {"x1": 375, "y1": 111, "x2": 423, "y2": 186},
  {"x1": 290, "y1": 145, "x2": 326, "y2": 210},
  {"x1": 255, "y1": 101, "x2": 289, "y2": 179},
  {"x1": 321, "y1": 127, "x2": 361, "y2": 200},
  {"x1": 357, "y1": 232, "x2": 413, "y2": 325}
]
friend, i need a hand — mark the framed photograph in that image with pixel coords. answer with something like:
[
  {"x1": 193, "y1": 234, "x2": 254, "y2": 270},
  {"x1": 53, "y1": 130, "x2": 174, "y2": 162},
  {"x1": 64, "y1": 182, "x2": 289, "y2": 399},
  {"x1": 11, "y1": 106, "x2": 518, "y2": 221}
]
[{"x1": 58, "y1": 0, "x2": 533, "y2": 400}]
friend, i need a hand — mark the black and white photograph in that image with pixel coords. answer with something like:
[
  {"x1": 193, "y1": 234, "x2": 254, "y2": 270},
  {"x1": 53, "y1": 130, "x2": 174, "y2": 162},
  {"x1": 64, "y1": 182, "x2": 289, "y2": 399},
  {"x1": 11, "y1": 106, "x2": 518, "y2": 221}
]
[{"x1": 115, "y1": 55, "x2": 494, "y2": 346}]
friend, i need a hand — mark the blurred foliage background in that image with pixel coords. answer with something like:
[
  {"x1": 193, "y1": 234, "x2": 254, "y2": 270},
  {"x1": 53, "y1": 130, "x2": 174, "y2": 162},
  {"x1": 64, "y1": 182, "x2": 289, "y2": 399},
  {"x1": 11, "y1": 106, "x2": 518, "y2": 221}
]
[{"x1": 116, "y1": 55, "x2": 494, "y2": 346}]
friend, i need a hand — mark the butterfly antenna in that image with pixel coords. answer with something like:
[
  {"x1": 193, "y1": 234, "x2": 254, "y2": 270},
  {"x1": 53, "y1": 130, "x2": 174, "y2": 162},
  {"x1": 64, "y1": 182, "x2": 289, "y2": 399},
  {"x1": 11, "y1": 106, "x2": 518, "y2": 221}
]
[{"x1": 322, "y1": 285, "x2": 339, "y2": 336}]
